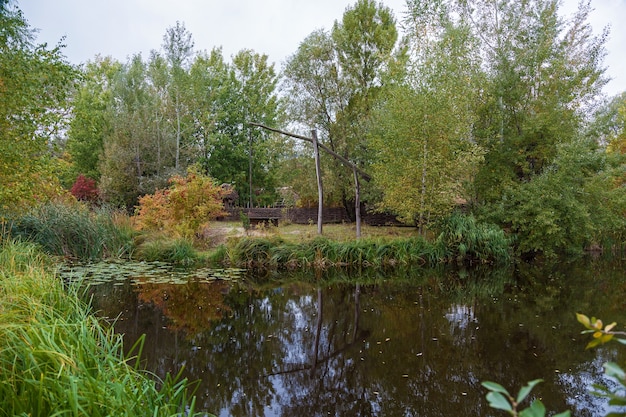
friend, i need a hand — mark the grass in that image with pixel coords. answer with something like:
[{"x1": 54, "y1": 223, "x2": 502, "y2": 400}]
[
  {"x1": 7, "y1": 202, "x2": 134, "y2": 261},
  {"x1": 0, "y1": 239, "x2": 205, "y2": 417},
  {"x1": 134, "y1": 237, "x2": 201, "y2": 266},
  {"x1": 207, "y1": 213, "x2": 512, "y2": 269}
]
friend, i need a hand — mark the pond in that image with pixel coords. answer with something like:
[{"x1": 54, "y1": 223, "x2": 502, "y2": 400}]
[{"x1": 59, "y1": 258, "x2": 626, "y2": 417}]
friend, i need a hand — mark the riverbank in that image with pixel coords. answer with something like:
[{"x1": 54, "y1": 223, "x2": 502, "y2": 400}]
[
  {"x1": 204, "y1": 213, "x2": 511, "y2": 268},
  {"x1": 0, "y1": 239, "x2": 205, "y2": 416}
]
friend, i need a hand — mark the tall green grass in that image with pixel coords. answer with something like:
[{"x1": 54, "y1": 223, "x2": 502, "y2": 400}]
[
  {"x1": 0, "y1": 239, "x2": 204, "y2": 417},
  {"x1": 135, "y1": 237, "x2": 200, "y2": 266},
  {"x1": 435, "y1": 211, "x2": 511, "y2": 265},
  {"x1": 226, "y1": 235, "x2": 447, "y2": 269},
  {"x1": 8, "y1": 202, "x2": 134, "y2": 261}
]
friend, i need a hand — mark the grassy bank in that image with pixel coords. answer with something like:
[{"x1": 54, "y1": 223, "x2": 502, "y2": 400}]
[
  {"x1": 211, "y1": 213, "x2": 512, "y2": 268},
  {"x1": 3, "y1": 202, "x2": 511, "y2": 269},
  {"x1": 0, "y1": 239, "x2": 204, "y2": 416}
]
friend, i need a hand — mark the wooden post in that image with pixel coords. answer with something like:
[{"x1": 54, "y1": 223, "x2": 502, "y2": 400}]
[
  {"x1": 353, "y1": 166, "x2": 361, "y2": 239},
  {"x1": 311, "y1": 129, "x2": 323, "y2": 235},
  {"x1": 251, "y1": 123, "x2": 374, "y2": 239}
]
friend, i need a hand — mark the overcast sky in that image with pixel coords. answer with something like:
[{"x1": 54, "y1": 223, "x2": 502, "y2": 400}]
[{"x1": 19, "y1": 0, "x2": 626, "y2": 97}]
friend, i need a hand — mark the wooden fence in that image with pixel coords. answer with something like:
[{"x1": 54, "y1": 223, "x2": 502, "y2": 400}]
[{"x1": 220, "y1": 207, "x2": 405, "y2": 227}]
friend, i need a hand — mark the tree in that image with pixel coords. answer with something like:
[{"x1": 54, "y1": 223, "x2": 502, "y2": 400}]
[
  {"x1": 460, "y1": 0, "x2": 609, "y2": 204},
  {"x1": 162, "y1": 21, "x2": 194, "y2": 171},
  {"x1": 281, "y1": 0, "x2": 400, "y2": 215},
  {"x1": 66, "y1": 56, "x2": 121, "y2": 183},
  {"x1": 195, "y1": 49, "x2": 282, "y2": 206},
  {"x1": 369, "y1": 3, "x2": 483, "y2": 230},
  {"x1": 99, "y1": 54, "x2": 158, "y2": 209},
  {"x1": 0, "y1": 1, "x2": 76, "y2": 214}
]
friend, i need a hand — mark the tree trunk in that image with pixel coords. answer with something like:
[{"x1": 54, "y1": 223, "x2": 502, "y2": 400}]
[
  {"x1": 353, "y1": 166, "x2": 361, "y2": 239},
  {"x1": 312, "y1": 129, "x2": 323, "y2": 235}
]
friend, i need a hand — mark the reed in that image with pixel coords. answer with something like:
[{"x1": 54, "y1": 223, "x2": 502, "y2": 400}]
[
  {"x1": 226, "y1": 234, "x2": 452, "y2": 269},
  {"x1": 135, "y1": 237, "x2": 200, "y2": 266},
  {"x1": 435, "y1": 211, "x2": 511, "y2": 264},
  {"x1": 0, "y1": 239, "x2": 203, "y2": 417},
  {"x1": 9, "y1": 202, "x2": 134, "y2": 261}
]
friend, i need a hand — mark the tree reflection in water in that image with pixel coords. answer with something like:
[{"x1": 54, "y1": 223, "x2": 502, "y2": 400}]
[{"x1": 76, "y1": 259, "x2": 626, "y2": 417}]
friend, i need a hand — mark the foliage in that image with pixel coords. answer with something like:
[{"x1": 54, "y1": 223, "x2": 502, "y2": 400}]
[
  {"x1": 134, "y1": 237, "x2": 200, "y2": 266},
  {"x1": 435, "y1": 211, "x2": 511, "y2": 265},
  {"x1": 0, "y1": 239, "x2": 203, "y2": 416},
  {"x1": 281, "y1": 0, "x2": 401, "y2": 213},
  {"x1": 369, "y1": 4, "x2": 483, "y2": 229},
  {"x1": 0, "y1": 2, "x2": 77, "y2": 214},
  {"x1": 482, "y1": 379, "x2": 570, "y2": 417},
  {"x1": 483, "y1": 139, "x2": 626, "y2": 257},
  {"x1": 578, "y1": 314, "x2": 626, "y2": 416},
  {"x1": 8, "y1": 201, "x2": 134, "y2": 260},
  {"x1": 66, "y1": 57, "x2": 121, "y2": 183},
  {"x1": 135, "y1": 167, "x2": 226, "y2": 239},
  {"x1": 469, "y1": 0, "x2": 607, "y2": 197},
  {"x1": 70, "y1": 174, "x2": 99, "y2": 203}
]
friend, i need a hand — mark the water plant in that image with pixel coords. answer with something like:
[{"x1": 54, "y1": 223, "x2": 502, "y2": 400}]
[
  {"x1": 435, "y1": 211, "x2": 511, "y2": 264},
  {"x1": 135, "y1": 237, "x2": 200, "y2": 266},
  {"x1": 0, "y1": 239, "x2": 204, "y2": 416},
  {"x1": 8, "y1": 201, "x2": 134, "y2": 260},
  {"x1": 226, "y1": 234, "x2": 467, "y2": 269}
]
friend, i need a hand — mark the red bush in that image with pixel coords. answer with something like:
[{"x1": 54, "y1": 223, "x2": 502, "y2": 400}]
[{"x1": 70, "y1": 174, "x2": 99, "y2": 202}]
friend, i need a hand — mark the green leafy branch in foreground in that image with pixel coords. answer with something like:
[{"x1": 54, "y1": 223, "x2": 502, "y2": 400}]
[
  {"x1": 577, "y1": 313, "x2": 626, "y2": 415},
  {"x1": 481, "y1": 379, "x2": 570, "y2": 417},
  {"x1": 576, "y1": 313, "x2": 626, "y2": 349},
  {"x1": 483, "y1": 315, "x2": 626, "y2": 417}
]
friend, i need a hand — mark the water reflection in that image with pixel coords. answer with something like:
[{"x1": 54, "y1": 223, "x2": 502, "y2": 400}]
[{"x1": 64, "y1": 258, "x2": 626, "y2": 417}]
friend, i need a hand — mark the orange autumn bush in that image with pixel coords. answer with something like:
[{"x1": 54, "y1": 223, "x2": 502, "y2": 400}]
[{"x1": 135, "y1": 167, "x2": 226, "y2": 239}]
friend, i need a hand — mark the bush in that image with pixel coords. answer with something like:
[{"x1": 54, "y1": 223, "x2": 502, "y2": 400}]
[{"x1": 135, "y1": 167, "x2": 226, "y2": 239}]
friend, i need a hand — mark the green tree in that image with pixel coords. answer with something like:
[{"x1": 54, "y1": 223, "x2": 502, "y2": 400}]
[
  {"x1": 281, "y1": 0, "x2": 400, "y2": 214},
  {"x1": 0, "y1": 1, "x2": 76, "y2": 214},
  {"x1": 99, "y1": 54, "x2": 158, "y2": 209},
  {"x1": 66, "y1": 56, "x2": 121, "y2": 184},
  {"x1": 162, "y1": 21, "x2": 194, "y2": 171},
  {"x1": 146, "y1": 50, "x2": 176, "y2": 180},
  {"x1": 187, "y1": 48, "x2": 231, "y2": 178},
  {"x1": 369, "y1": 3, "x2": 483, "y2": 230},
  {"x1": 463, "y1": 0, "x2": 609, "y2": 203},
  {"x1": 197, "y1": 49, "x2": 282, "y2": 206}
]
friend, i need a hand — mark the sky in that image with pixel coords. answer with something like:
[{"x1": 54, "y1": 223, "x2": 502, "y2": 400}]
[{"x1": 19, "y1": 0, "x2": 626, "y2": 97}]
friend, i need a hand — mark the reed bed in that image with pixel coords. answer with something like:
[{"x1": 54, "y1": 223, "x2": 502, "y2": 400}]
[
  {"x1": 135, "y1": 237, "x2": 200, "y2": 265},
  {"x1": 0, "y1": 239, "x2": 203, "y2": 417},
  {"x1": 8, "y1": 202, "x2": 134, "y2": 261}
]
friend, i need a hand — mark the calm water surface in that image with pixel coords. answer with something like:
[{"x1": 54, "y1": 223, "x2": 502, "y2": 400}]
[{"x1": 61, "y1": 258, "x2": 626, "y2": 416}]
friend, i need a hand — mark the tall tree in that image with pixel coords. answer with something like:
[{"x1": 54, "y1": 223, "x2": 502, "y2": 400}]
[
  {"x1": 282, "y1": 0, "x2": 400, "y2": 214},
  {"x1": 459, "y1": 0, "x2": 609, "y2": 203},
  {"x1": 146, "y1": 50, "x2": 175, "y2": 179},
  {"x1": 187, "y1": 48, "x2": 232, "y2": 178},
  {"x1": 0, "y1": 1, "x2": 76, "y2": 213},
  {"x1": 66, "y1": 56, "x2": 121, "y2": 183},
  {"x1": 99, "y1": 54, "x2": 157, "y2": 208},
  {"x1": 162, "y1": 21, "x2": 194, "y2": 171},
  {"x1": 370, "y1": 3, "x2": 483, "y2": 229}
]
